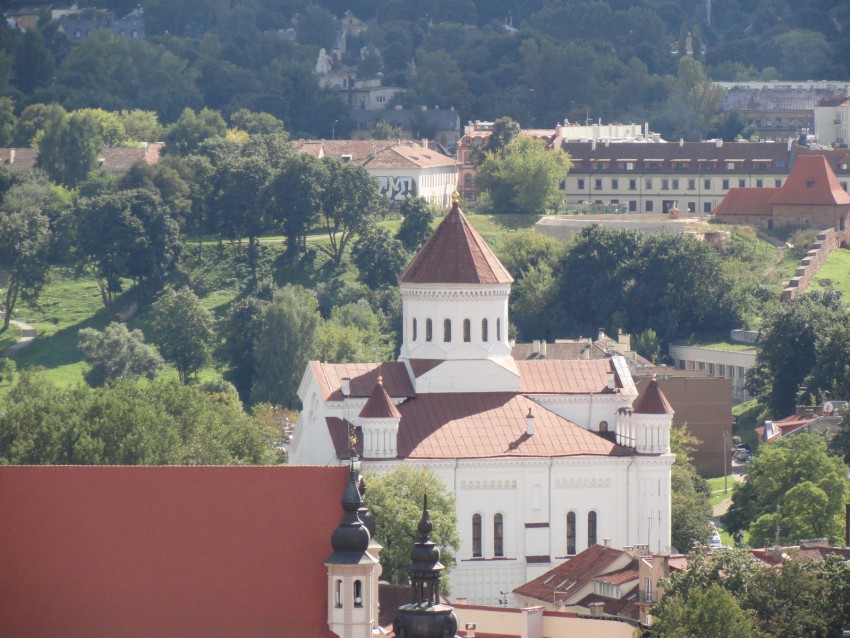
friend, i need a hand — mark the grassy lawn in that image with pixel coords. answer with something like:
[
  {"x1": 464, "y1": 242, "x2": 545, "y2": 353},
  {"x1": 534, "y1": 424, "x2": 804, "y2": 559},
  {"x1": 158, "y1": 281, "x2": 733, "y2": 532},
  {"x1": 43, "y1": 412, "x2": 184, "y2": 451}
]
[
  {"x1": 733, "y1": 399, "x2": 763, "y2": 450},
  {"x1": 0, "y1": 323, "x2": 21, "y2": 353},
  {"x1": 672, "y1": 339, "x2": 757, "y2": 353},
  {"x1": 813, "y1": 247, "x2": 850, "y2": 303}
]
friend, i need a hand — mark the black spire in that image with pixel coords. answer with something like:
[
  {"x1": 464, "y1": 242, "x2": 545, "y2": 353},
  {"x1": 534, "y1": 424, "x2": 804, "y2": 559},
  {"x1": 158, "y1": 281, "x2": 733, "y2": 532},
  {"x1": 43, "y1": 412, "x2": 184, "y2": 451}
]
[
  {"x1": 357, "y1": 472, "x2": 377, "y2": 540},
  {"x1": 392, "y1": 492, "x2": 459, "y2": 637},
  {"x1": 327, "y1": 468, "x2": 371, "y2": 562}
]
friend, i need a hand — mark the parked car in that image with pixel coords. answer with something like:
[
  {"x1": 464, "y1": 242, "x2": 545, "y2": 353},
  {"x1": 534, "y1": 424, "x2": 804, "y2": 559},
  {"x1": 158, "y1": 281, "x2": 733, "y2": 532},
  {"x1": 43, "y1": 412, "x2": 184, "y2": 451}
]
[{"x1": 733, "y1": 444, "x2": 752, "y2": 462}]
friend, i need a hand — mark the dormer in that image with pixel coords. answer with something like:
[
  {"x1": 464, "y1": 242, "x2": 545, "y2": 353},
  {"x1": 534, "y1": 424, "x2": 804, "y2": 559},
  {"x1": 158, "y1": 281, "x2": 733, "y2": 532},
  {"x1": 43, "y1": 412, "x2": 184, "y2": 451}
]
[
  {"x1": 358, "y1": 377, "x2": 401, "y2": 459},
  {"x1": 621, "y1": 377, "x2": 674, "y2": 455}
]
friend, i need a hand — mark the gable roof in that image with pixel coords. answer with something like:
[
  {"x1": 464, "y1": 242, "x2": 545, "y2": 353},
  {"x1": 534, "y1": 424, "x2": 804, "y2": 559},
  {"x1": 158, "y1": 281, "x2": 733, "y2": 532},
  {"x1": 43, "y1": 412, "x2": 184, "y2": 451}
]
[
  {"x1": 360, "y1": 378, "x2": 401, "y2": 418},
  {"x1": 713, "y1": 187, "x2": 779, "y2": 216},
  {"x1": 769, "y1": 154, "x2": 850, "y2": 206},
  {"x1": 292, "y1": 139, "x2": 457, "y2": 170},
  {"x1": 513, "y1": 544, "x2": 635, "y2": 604},
  {"x1": 399, "y1": 199, "x2": 513, "y2": 284},
  {"x1": 0, "y1": 465, "x2": 347, "y2": 638},
  {"x1": 517, "y1": 359, "x2": 620, "y2": 394},
  {"x1": 311, "y1": 361, "x2": 416, "y2": 401}
]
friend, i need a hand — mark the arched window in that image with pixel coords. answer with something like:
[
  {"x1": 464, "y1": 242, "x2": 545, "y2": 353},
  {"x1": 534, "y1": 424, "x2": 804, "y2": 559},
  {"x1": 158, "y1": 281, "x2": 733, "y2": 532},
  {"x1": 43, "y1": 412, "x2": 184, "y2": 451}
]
[
  {"x1": 494, "y1": 513, "x2": 504, "y2": 557},
  {"x1": 567, "y1": 512, "x2": 577, "y2": 555},
  {"x1": 588, "y1": 511, "x2": 598, "y2": 547},
  {"x1": 463, "y1": 319, "x2": 471, "y2": 342},
  {"x1": 335, "y1": 579, "x2": 342, "y2": 607},
  {"x1": 599, "y1": 420, "x2": 609, "y2": 432},
  {"x1": 426, "y1": 319, "x2": 433, "y2": 342},
  {"x1": 412, "y1": 318, "x2": 417, "y2": 341},
  {"x1": 497, "y1": 318, "x2": 502, "y2": 341},
  {"x1": 842, "y1": 216, "x2": 847, "y2": 231},
  {"x1": 482, "y1": 318, "x2": 489, "y2": 342},
  {"x1": 353, "y1": 579, "x2": 363, "y2": 607},
  {"x1": 464, "y1": 173, "x2": 473, "y2": 186},
  {"x1": 444, "y1": 319, "x2": 452, "y2": 342},
  {"x1": 472, "y1": 514, "x2": 482, "y2": 557}
]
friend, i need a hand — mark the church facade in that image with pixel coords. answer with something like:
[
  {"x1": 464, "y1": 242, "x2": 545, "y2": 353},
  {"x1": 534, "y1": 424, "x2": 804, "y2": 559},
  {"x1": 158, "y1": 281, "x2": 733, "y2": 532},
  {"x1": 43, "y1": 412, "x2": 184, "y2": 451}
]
[{"x1": 290, "y1": 196, "x2": 674, "y2": 604}]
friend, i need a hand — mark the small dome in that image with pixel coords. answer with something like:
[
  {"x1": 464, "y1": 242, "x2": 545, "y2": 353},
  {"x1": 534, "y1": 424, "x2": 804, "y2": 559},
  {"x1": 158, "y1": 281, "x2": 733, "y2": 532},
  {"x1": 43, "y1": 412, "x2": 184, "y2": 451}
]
[{"x1": 330, "y1": 469, "x2": 370, "y2": 554}]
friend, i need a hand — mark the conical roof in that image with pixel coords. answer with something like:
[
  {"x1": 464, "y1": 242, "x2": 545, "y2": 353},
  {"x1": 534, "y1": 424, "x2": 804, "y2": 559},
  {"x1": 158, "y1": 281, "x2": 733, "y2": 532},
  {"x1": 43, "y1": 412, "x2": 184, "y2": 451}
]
[
  {"x1": 359, "y1": 376, "x2": 401, "y2": 419},
  {"x1": 633, "y1": 378, "x2": 674, "y2": 415},
  {"x1": 768, "y1": 155, "x2": 850, "y2": 206},
  {"x1": 399, "y1": 196, "x2": 513, "y2": 285}
]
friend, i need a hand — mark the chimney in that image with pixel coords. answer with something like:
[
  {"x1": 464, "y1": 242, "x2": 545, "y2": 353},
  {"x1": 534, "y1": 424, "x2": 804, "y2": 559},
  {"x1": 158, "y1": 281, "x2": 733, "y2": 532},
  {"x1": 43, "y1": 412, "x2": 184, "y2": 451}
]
[
  {"x1": 532, "y1": 340, "x2": 540, "y2": 354},
  {"x1": 588, "y1": 602, "x2": 605, "y2": 617},
  {"x1": 598, "y1": 328, "x2": 605, "y2": 341},
  {"x1": 370, "y1": 144, "x2": 377, "y2": 159},
  {"x1": 8, "y1": 148, "x2": 14, "y2": 164},
  {"x1": 591, "y1": 139, "x2": 597, "y2": 151},
  {"x1": 606, "y1": 371, "x2": 616, "y2": 390},
  {"x1": 420, "y1": 138, "x2": 428, "y2": 149},
  {"x1": 541, "y1": 340, "x2": 547, "y2": 357},
  {"x1": 395, "y1": 104, "x2": 403, "y2": 110},
  {"x1": 787, "y1": 137, "x2": 794, "y2": 151},
  {"x1": 341, "y1": 377, "x2": 351, "y2": 397},
  {"x1": 526, "y1": 409, "x2": 535, "y2": 435},
  {"x1": 603, "y1": 538, "x2": 611, "y2": 548},
  {"x1": 715, "y1": 138, "x2": 723, "y2": 148},
  {"x1": 679, "y1": 138, "x2": 684, "y2": 147}
]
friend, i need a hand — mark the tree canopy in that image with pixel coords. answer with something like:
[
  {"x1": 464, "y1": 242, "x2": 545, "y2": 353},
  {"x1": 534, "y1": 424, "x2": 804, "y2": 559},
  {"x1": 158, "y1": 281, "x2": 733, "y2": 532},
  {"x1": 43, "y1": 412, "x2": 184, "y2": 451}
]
[{"x1": 78, "y1": 322, "x2": 164, "y2": 387}]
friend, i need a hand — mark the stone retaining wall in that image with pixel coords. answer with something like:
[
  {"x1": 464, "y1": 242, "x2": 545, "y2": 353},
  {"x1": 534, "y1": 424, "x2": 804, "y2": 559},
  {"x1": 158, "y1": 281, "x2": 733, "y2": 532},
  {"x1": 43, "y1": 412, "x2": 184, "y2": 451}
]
[{"x1": 781, "y1": 228, "x2": 838, "y2": 301}]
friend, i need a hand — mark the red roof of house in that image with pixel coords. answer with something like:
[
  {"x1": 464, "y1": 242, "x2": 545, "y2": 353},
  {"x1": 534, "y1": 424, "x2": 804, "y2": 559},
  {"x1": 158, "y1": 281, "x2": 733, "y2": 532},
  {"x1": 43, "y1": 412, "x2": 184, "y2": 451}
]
[
  {"x1": 769, "y1": 154, "x2": 850, "y2": 206},
  {"x1": 633, "y1": 379, "x2": 674, "y2": 415},
  {"x1": 0, "y1": 466, "x2": 347, "y2": 638},
  {"x1": 513, "y1": 544, "x2": 634, "y2": 604},
  {"x1": 311, "y1": 361, "x2": 416, "y2": 401},
  {"x1": 713, "y1": 187, "x2": 779, "y2": 216},
  {"x1": 517, "y1": 359, "x2": 619, "y2": 394},
  {"x1": 399, "y1": 199, "x2": 513, "y2": 284},
  {"x1": 360, "y1": 377, "x2": 401, "y2": 418}
]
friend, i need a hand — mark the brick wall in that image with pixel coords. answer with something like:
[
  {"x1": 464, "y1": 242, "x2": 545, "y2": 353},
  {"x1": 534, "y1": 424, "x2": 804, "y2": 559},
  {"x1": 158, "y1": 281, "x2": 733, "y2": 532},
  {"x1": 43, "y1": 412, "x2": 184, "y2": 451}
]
[{"x1": 781, "y1": 228, "x2": 838, "y2": 301}]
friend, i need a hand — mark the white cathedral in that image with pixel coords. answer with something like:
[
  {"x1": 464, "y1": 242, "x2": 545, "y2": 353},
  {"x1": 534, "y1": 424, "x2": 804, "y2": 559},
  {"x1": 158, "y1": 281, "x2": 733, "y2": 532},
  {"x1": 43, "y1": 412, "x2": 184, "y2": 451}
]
[{"x1": 291, "y1": 195, "x2": 675, "y2": 605}]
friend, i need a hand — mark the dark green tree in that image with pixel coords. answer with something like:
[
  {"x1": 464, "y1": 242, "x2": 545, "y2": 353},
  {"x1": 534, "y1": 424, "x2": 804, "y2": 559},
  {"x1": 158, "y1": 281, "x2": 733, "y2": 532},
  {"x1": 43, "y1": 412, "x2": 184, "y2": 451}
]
[
  {"x1": 319, "y1": 158, "x2": 380, "y2": 267},
  {"x1": 670, "y1": 426, "x2": 712, "y2": 552},
  {"x1": 650, "y1": 583, "x2": 756, "y2": 638},
  {"x1": 218, "y1": 296, "x2": 270, "y2": 403},
  {"x1": 150, "y1": 287, "x2": 215, "y2": 384},
  {"x1": 395, "y1": 197, "x2": 434, "y2": 252},
  {"x1": 78, "y1": 322, "x2": 165, "y2": 387},
  {"x1": 163, "y1": 108, "x2": 227, "y2": 156},
  {"x1": 351, "y1": 224, "x2": 409, "y2": 289},
  {"x1": 0, "y1": 206, "x2": 51, "y2": 331}
]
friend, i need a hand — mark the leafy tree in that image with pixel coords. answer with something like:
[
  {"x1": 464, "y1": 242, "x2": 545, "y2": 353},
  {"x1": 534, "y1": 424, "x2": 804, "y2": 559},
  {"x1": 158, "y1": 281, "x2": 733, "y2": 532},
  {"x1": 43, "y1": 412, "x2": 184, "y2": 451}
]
[
  {"x1": 371, "y1": 119, "x2": 405, "y2": 140},
  {"x1": 78, "y1": 322, "x2": 165, "y2": 387},
  {"x1": 0, "y1": 206, "x2": 51, "y2": 331},
  {"x1": 650, "y1": 583, "x2": 756, "y2": 638},
  {"x1": 36, "y1": 110, "x2": 105, "y2": 186},
  {"x1": 363, "y1": 466, "x2": 460, "y2": 589},
  {"x1": 314, "y1": 301, "x2": 394, "y2": 363},
  {"x1": 297, "y1": 4, "x2": 339, "y2": 49},
  {"x1": 0, "y1": 97, "x2": 15, "y2": 147},
  {"x1": 268, "y1": 153, "x2": 323, "y2": 255},
  {"x1": 634, "y1": 328, "x2": 662, "y2": 363},
  {"x1": 318, "y1": 158, "x2": 380, "y2": 267},
  {"x1": 476, "y1": 136, "x2": 572, "y2": 214},
  {"x1": 746, "y1": 290, "x2": 844, "y2": 418},
  {"x1": 163, "y1": 108, "x2": 227, "y2": 156},
  {"x1": 351, "y1": 224, "x2": 410, "y2": 289},
  {"x1": 251, "y1": 285, "x2": 319, "y2": 407},
  {"x1": 0, "y1": 358, "x2": 16, "y2": 385},
  {"x1": 471, "y1": 116, "x2": 520, "y2": 166},
  {"x1": 661, "y1": 57, "x2": 724, "y2": 141},
  {"x1": 395, "y1": 197, "x2": 434, "y2": 252},
  {"x1": 0, "y1": 370, "x2": 277, "y2": 465},
  {"x1": 117, "y1": 109, "x2": 162, "y2": 142},
  {"x1": 229, "y1": 109, "x2": 286, "y2": 136},
  {"x1": 13, "y1": 103, "x2": 66, "y2": 147},
  {"x1": 724, "y1": 433, "x2": 849, "y2": 545},
  {"x1": 670, "y1": 426, "x2": 712, "y2": 552},
  {"x1": 218, "y1": 296, "x2": 269, "y2": 403},
  {"x1": 150, "y1": 287, "x2": 215, "y2": 384},
  {"x1": 119, "y1": 160, "x2": 192, "y2": 224}
]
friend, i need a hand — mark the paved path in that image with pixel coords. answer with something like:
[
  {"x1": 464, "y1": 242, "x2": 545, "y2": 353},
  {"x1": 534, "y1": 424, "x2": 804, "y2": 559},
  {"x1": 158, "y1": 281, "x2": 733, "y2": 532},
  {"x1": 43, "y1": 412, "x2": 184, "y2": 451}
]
[
  {"x1": 1, "y1": 319, "x2": 35, "y2": 359},
  {"x1": 711, "y1": 460, "x2": 748, "y2": 522}
]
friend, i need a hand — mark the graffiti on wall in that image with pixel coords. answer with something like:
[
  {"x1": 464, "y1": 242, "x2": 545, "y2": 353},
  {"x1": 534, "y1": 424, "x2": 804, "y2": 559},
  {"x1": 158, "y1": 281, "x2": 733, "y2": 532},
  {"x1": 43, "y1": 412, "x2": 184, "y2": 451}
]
[{"x1": 379, "y1": 176, "x2": 416, "y2": 202}]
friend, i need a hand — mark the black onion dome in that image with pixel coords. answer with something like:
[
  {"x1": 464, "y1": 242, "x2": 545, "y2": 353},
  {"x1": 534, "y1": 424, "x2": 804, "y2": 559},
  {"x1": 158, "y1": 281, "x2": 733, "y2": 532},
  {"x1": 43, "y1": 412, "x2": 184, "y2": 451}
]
[
  {"x1": 330, "y1": 469, "x2": 370, "y2": 554},
  {"x1": 410, "y1": 493, "x2": 441, "y2": 566}
]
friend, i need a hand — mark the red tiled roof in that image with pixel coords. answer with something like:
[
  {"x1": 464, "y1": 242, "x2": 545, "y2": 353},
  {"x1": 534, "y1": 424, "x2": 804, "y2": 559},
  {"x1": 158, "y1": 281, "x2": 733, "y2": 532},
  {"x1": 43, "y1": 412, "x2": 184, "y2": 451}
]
[
  {"x1": 399, "y1": 200, "x2": 513, "y2": 284},
  {"x1": 574, "y1": 586, "x2": 640, "y2": 619},
  {"x1": 595, "y1": 567, "x2": 639, "y2": 585},
  {"x1": 514, "y1": 544, "x2": 633, "y2": 603},
  {"x1": 360, "y1": 378, "x2": 401, "y2": 418},
  {"x1": 394, "y1": 394, "x2": 631, "y2": 459},
  {"x1": 769, "y1": 155, "x2": 850, "y2": 206},
  {"x1": 379, "y1": 584, "x2": 412, "y2": 628},
  {"x1": 713, "y1": 187, "x2": 778, "y2": 216},
  {"x1": 408, "y1": 359, "x2": 444, "y2": 377},
  {"x1": 517, "y1": 359, "x2": 617, "y2": 394},
  {"x1": 633, "y1": 379, "x2": 674, "y2": 415},
  {"x1": 311, "y1": 361, "x2": 416, "y2": 401},
  {"x1": 0, "y1": 465, "x2": 348, "y2": 638},
  {"x1": 292, "y1": 139, "x2": 456, "y2": 169},
  {"x1": 328, "y1": 417, "x2": 360, "y2": 459},
  {"x1": 0, "y1": 147, "x2": 37, "y2": 168}
]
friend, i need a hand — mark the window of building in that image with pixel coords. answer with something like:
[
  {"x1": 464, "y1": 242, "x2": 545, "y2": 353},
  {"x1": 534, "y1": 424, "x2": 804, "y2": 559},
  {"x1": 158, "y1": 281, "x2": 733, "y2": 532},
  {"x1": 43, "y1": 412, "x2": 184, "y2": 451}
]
[
  {"x1": 645, "y1": 178, "x2": 653, "y2": 189},
  {"x1": 726, "y1": 162, "x2": 735, "y2": 170},
  {"x1": 629, "y1": 179, "x2": 637, "y2": 190},
  {"x1": 588, "y1": 511, "x2": 597, "y2": 547},
  {"x1": 444, "y1": 319, "x2": 451, "y2": 342},
  {"x1": 722, "y1": 179, "x2": 730, "y2": 190},
  {"x1": 464, "y1": 174, "x2": 473, "y2": 186},
  {"x1": 426, "y1": 319, "x2": 433, "y2": 342},
  {"x1": 688, "y1": 202, "x2": 695, "y2": 213},
  {"x1": 672, "y1": 179, "x2": 679, "y2": 189},
  {"x1": 594, "y1": 179, "x2": 603, "y2": 190},
  {"x1": 482, "y1": 319, "x2": 488, "y2": 342},
  {"x1": 661, "y1": 179, "x2": 669, "y2": 190},
  {"x1": 335, "y1": 579, "x2": 343, "y2": 607},
  {"x1": 472, "y1": 514, "x2": 482, "y2": 557},
  {"x1": 567, "y1": 512, "x2": 577, "y2": 555},
  {"x1": 729, "y1": 367, "x2": 736, "y2": 379},
  {"x1": 646, "y1": 200, "x2": 654, "y2": 212},
  {"x1": 577, "y1": 178, "x2": 585, "y2": 190},
  {"x1": 611, "y1": 178, "x2": 619, "y2": 189},
  {"x1": 353, "y1": 580, "x2": 363, "y2": 607},
  {"x1": 497, "y1": 318, "x2": 502, "y2": 341},
  {"x1": 704, "y1": 179, "x2": 711, "y2": 190},
  {"x1": 738, "y1": 179, "x2": 746, "y2": 188},
  {"x1": 688, "y1": 179, "x2": 696, "y2": 190},
  {"x1": 756, "y1": 179, "x2": 763, "y2": 188},
  {"x1": 704, "y1": 202, "x2": 712, "y2": 213},
  {"x1": 697, "y1": 361, "x2": 706, "y2": 370},
  {"x1": 463, "y1": 319, "x2": 471, "y2": 342},
  {"x1": 412, "y1": 318, "x2": 417, "y2": 341},
  {"x1": 718, "y1": 364, "x2": 726, "y2": 377},
  {"x1": 644, "y1": 577, "x2": 653, "y2": 603},
  {"x1": 775, "y1": 179, "x2": 782, "y2": 188},
  {"x1": 629, "y1": 200, "x2": 637, "y2": 212},
  {"x1": 494, "y1": 513, "x2": 504, "y2": 557},
  {"x1": 599, "y1": 420, "x2": 609, "y2": 432}
]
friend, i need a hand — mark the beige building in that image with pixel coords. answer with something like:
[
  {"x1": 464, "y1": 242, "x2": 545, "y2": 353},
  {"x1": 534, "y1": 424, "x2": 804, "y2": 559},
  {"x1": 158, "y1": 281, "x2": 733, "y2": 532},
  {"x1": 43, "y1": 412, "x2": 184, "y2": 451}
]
[
  {"x1": 562, "y1": 139, "x2": 794, "y2": 215},
  {"x1": 668, "y1": 343, "x2": 756, "y2": 403},
  {"x1": 814, "y1": 96, "x2": 850, "y2": 147}
]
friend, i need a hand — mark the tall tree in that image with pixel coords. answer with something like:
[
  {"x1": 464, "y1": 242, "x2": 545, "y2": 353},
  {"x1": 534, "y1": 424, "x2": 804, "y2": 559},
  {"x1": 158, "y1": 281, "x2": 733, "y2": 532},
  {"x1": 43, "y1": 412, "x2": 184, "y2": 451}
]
[
  {"x1": 395, "y1": 197, "x2": 434, "y2": 252},
  {"x1": 650, "y1": 583, "x2": 756, "y2": 638},
  {"x1": 163, "y1": 108, "x2": 227, "y2": 156},
  {"x1": 78, "y1": 322, "x2": 165, "y2": 387},
  {"x1": 251, "y1": 285, "x2": 319, "y2": 407},
  {"x1": 662, "y1": 57, "x2": 724, "y2": 141},
  {"x1": 218, "y1": 296, "x2": 269, "y2": 403},
  {"x1": 268, "y1": 153, "x2": 324, "y2": 256},
  {"x1": 150, "y1": 287, "x2": 214, "y2": 384},
  {"x1": 0, "y1": 206, "x2": 51, "y2": 331},
  {"x1": 351, "y1": 224, "x2": 410, "y2": 289},
  {"x1": 670, "y1": 426, "x2": 712, "y2": 552}
]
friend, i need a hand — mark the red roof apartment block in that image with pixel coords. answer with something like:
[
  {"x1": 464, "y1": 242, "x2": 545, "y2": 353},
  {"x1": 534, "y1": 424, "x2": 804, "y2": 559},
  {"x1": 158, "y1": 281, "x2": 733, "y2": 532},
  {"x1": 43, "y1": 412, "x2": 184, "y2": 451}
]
[{"x1": 0, "y1": 465, "x2": 348, "y2": 638}]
